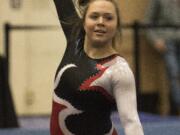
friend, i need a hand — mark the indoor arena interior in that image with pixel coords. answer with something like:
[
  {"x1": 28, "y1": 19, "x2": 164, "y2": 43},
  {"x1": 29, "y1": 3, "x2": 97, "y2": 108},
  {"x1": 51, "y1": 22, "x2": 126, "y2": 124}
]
[{"x1": 0, "y1": 0, "x2": 180, "y2": 135}]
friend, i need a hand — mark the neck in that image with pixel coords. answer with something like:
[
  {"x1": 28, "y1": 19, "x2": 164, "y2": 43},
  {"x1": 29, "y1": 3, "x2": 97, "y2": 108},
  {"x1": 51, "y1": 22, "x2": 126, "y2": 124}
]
[{"x1": 84, "y1": 37, "x2": 118, "y2": 59}]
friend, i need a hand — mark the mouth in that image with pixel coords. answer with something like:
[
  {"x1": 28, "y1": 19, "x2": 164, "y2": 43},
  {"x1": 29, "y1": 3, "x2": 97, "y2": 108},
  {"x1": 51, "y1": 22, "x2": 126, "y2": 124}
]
[{"x1": 94, "y1": 29, "x2": 106, "y2": 35}]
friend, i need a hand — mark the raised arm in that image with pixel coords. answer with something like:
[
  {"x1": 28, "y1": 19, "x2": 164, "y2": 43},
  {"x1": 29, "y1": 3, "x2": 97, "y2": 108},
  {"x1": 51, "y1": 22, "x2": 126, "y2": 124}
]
[
  {"x1": 112, "y1": 60, "x2": 144, "y2": 135},
  {"x1": 53, "y1": 0, "x2": 80, "y2": 40}
]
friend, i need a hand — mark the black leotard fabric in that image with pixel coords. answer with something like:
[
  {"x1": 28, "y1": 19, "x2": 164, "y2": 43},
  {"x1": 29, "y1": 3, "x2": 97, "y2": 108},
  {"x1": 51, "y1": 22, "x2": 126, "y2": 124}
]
[{"x1": 50, "y1": 0, "x2": 119, "y2": 134}]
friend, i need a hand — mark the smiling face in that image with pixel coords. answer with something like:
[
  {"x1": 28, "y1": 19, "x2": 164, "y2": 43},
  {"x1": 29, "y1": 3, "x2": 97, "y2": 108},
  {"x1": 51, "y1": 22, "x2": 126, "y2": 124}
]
[{"x1": 83, "y1": 0, "x2": 118, "y2": 47}]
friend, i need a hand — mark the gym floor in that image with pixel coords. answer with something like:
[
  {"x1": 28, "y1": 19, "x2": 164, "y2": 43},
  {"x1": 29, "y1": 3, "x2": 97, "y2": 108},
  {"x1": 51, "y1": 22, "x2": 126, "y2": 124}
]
[{"x1": 0, "y1": 111, "x2": 180, "y2": 135}]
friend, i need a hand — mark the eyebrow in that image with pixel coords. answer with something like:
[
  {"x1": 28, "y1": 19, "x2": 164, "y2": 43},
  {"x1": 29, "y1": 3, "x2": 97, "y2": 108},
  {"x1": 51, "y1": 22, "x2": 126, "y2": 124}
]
[{"x1": 90, "y1": 12, "x2": 114, "y2": 16}]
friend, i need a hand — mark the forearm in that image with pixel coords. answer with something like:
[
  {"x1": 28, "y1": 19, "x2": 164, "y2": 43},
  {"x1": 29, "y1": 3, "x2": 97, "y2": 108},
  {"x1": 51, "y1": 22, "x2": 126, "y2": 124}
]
[
  {"x1": 120, "y1": 110, "x2": 144, "y2": 135},
  {"x1": 115, "y1": 90, "x2": 144, "y2": 135},
  {"x1": 53, "y1": 0, "x2": 79, "y2": 39},
  {"x1": 53, "y1": 0, "x2": 77, "y2": 22}
]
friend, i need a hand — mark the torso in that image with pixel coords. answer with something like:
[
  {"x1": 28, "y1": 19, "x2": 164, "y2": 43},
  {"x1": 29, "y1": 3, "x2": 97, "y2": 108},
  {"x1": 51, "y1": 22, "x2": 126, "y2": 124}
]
[{"x1": 50, "y1": 37, "x2": 120, "y2": 135}]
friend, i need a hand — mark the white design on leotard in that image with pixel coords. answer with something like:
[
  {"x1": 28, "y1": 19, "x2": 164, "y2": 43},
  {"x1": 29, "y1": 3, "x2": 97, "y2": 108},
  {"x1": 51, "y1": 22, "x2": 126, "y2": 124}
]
[
  {"x1": 54, "y1": 64, "x2": 77, "y2": 90},
  {"x1": 53, "y1": 93, "x2": 83, "y2": 135}
]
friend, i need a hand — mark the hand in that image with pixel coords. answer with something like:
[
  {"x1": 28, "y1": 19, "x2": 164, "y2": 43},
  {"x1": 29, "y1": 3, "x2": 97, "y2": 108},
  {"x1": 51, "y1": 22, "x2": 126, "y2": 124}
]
[{"x1": 154, "y1": 39, "x2": 167, "y2": 54}]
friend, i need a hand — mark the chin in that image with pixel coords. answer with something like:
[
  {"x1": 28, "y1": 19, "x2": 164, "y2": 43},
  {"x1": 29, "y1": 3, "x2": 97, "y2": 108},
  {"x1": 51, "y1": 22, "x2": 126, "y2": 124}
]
[{"x1": 92, "y1": 40, "x2": 108, "y2": 47}]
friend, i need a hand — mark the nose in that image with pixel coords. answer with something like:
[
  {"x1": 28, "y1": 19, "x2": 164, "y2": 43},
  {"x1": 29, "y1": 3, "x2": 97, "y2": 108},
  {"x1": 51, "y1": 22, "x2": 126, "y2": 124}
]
[{"x1": 98, "y1": 17, "x2": 104, "y2": 24}]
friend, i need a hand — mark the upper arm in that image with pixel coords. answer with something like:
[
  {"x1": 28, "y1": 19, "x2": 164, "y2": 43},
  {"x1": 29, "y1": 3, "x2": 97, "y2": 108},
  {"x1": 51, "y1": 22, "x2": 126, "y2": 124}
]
[
  {"x1": 112, "y1": 61, "x2": 137, "y2": 120},
  {"x1": 53, "y1": 0, "x2": 80, "y2": 41},
  {"x1": 112, "y1": 60, "x2": 144, "y2": 135}
]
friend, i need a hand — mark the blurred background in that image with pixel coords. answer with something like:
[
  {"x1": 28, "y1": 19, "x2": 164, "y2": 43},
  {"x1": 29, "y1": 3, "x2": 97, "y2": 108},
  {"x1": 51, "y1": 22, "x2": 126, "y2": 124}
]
[{"x1": 0, "y1": 0, "x2": 180, "y2": 135}]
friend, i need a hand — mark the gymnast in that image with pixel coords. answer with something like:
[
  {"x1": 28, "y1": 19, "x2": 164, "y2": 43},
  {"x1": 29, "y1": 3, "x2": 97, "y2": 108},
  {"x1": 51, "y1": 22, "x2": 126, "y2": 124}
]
[{"x1": 50, "y1": 0, "x2": 144, "y2": 135}]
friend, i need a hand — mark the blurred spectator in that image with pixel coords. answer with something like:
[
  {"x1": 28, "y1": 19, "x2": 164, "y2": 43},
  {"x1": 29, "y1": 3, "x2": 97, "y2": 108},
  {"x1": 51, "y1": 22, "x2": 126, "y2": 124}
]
[
  {"x1": 0, "y1": 56, "x2": 18, "y2": 128},
  {"x1": 144, "y1": 0, "x2": 180, "y2": 115}
]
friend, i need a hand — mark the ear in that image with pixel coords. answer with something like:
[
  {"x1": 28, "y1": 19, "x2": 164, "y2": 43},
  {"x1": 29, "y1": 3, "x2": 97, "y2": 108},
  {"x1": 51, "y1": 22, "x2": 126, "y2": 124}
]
[
  {"x1": 83, "y1": 18, "x2": 86, "y2": 30},
  {"x1": 83, "y1": 22, "x2": 86, "y2": 32}
]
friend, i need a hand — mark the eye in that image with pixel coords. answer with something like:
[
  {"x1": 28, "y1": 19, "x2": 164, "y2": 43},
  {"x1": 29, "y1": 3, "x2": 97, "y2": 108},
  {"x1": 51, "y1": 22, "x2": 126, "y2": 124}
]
[
  {"x1": 89, "y1": 14, "x2": 99, "y2": 20},
  {"x1": 104, "y1": 15, "x2": 113, "y2": 21}
]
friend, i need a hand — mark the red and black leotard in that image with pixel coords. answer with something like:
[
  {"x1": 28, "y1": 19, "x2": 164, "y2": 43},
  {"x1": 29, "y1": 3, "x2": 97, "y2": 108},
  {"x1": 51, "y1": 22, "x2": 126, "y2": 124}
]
[{"x1": 50, "y1": 0, "x2": 144, "y2": 135}]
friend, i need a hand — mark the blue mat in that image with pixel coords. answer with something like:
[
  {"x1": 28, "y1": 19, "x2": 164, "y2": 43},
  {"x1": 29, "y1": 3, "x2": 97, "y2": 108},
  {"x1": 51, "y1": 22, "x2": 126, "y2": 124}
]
[
  {"x1": 0, "y1": 129, "x2": 49, "y2": 135},
  {"x1": 0, "y1": 112, "x2": 180, "y2": 135},
  {"x1": 112, "y1": 112, "x2": 180, "y2": 135}
]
